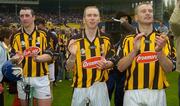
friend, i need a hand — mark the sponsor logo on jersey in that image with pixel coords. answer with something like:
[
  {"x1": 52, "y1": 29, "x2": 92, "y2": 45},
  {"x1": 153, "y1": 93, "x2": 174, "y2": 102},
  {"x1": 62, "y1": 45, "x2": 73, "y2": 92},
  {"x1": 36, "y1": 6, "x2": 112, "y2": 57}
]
[
  {"x1": 136, "y1": 51, "x2": 158, "y2": 63},
  {"x1": 82, "y1": 56, "x2": 102, "y2": 69}
]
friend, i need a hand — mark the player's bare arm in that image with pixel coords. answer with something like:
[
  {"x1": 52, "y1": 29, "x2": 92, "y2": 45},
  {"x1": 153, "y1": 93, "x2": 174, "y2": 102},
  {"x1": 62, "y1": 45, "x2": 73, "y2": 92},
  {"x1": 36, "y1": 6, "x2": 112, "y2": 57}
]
[
  {"x1": 33, "y1": 54, "x2": 52, "y2": 62},
  {"x1": 66, "y1": 39, "x2": 77, "y2": 70},
  {"x1": 118, "y1": 33, "x2": 144, "y2": 72},
  {"x1": 155, "y1": 34, "x2": 174, "y2": 72}
]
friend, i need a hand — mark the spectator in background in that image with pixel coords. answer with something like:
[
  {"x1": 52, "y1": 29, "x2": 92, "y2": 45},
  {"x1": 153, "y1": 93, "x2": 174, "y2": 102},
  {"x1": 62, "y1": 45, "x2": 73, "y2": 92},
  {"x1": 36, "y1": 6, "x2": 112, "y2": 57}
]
[
  {"x1": 106, "y1": 11, "x2": 135, "y2": 106},
  {"x1": 55, "y1": 30, "x2": 71, "y2": 83}
]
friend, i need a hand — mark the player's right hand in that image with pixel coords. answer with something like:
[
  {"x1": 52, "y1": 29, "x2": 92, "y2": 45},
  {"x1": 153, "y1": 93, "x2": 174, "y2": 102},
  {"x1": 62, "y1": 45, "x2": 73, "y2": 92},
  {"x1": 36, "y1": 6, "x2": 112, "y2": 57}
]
[
  {"x1": 133, "y1": 33, "x2": 144, "y2": 52},
  {"x1": 10, "y1": 52, "x2": 24, "y2": 65},
  {"x1": 155, "y1": 33, "x2": 167, "y2": 52}
]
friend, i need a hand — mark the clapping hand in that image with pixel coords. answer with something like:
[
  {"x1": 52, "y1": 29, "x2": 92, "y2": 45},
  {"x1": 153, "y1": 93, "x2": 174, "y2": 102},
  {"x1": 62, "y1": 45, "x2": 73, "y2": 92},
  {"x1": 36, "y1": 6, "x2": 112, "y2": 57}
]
[
  {"x1": 155, "y1": 33, "x2": 167, "y2": 52},
  {"x1": 133, "y1": 33, "x2": 144, "y2": 52}
]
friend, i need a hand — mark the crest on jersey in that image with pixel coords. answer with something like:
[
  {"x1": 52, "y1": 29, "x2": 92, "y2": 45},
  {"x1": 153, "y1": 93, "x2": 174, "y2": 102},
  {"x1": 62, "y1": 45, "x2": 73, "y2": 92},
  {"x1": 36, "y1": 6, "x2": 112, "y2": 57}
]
[
  {"x1": 21, "y1": 41, "x2": 25, "y2": 47},
  {"x1": 80, "y1": 48, "x2": 85, "y2": 56},
  {"x1": 36, "y1": 37, "x2": 40, "y2": 45}
]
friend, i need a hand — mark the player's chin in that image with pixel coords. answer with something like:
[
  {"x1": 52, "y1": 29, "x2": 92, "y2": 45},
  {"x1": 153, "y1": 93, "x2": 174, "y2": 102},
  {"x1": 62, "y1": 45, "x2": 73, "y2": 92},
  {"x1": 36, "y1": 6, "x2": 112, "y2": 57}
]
[
  {"x1": 22, "y1": 23, "x2": 30, "y2": 28},
  {"x1": 89, "y1": 24, "x2": 98, "y2": 29}
]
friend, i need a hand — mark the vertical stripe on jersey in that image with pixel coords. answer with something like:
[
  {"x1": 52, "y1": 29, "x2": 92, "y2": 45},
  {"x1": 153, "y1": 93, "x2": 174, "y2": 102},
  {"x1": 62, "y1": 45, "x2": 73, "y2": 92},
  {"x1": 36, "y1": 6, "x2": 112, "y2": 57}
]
[
  {"x1": 149, "y1": 33, "x2": 156, "y2": 88},
  {"x1": 152, "y1": 61, "x2": 159, "y2": 89},
  {"x1": 41, "y1": 36, "x2": 47, "y2": 76},
  {"x1": 36, "y1": 31, "x2": 40, "y2": 76},
  {"x1": 81, "y1": 39, "x2": 87, "y2": 87},
  {"x1": 31, "y1": 31, "x2": 37, "y2": 76},
  {"x1": 27, "y1": 32, "x2": 33, "y2": 77},
  {"x1": 20, "y1": 33, "x2": 27, "y2": 75},
  {"x1": 98, "y1": 38, "x2": 104, "y2": 82},
  {"x1": 85, "y1": 38, "x2": 93, "y2": 87},
  {"x1": 133, "y1": 62, "x2": 138, "y2": 89},
  {"x1": 123, "y1": 37, "x2": 128, "y2": 89},
  {"x1": 126, "y1": 40, "x2": 133, "y2": 89},
  {"x1": 143, "y1": 36, "x2": 150, "y2": 88},
  {"x1": 90, "y1": 38, "x2": 98, "y2": 86},
  {"x1": 137, "y1": 37, "x2": 145, "y2": 89}
]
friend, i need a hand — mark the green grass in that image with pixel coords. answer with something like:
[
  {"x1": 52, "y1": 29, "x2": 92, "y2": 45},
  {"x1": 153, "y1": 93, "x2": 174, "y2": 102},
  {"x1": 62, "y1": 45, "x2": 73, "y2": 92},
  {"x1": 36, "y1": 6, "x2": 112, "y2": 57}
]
[
  {"x1": 4, "y1": 72, "x2": 179, "y2": 106},
  {"x1": 166, "y1": 72, "x2": 179, "y2": 106},
  {"x1": 52, "y1": 80, "x2": 73, "y2": 106}
]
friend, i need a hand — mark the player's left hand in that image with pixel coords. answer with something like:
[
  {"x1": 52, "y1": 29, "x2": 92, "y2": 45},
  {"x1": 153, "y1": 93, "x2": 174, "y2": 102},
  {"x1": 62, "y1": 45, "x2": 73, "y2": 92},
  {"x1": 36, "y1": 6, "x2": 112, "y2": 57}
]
[
  {"x1": 96, "y1": 57, "x2": 108, "y2": 70},
  {"x1": 32, "y1": 55, "x2": 39, "y2": 62},
  {"x1": 155, "y1": 34, "x2": 168, "y2": 52}
]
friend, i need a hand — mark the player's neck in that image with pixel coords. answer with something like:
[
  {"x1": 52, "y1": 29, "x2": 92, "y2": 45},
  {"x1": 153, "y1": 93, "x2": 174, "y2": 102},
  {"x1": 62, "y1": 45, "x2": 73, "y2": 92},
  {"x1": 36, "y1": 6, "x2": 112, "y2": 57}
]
[
  {"x1": 85, "y1": 28, "x2": 97, "y2": 42},
  {"x1": 85, "y1": 27, "x2": 98, "y2": 37},
  {"x1": 138, "y1": 24, "x2": 153, "y2": 36},
  {"x1": 23, "y1": 23, "x2": 35, "y2": 35}
]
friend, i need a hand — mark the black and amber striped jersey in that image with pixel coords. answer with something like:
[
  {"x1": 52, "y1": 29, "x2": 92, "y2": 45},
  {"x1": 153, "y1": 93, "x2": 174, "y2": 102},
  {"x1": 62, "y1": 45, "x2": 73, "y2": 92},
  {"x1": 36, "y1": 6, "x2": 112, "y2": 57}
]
[
  {"x1": 11, "y1": 27, "x2": 52, "y2": 77},
  {"x1": 69, "y1": 30, "x2": 115, "y2": 88},
  {"x1": 47, "y1": 31, "x2": 58, "y2": 51},
  {"x1": 122, "y1": 31, "x2": 175, "y2": 90},
  {"x1": 46, "y1": 30, "x2": 58, "y2": 63},
  {"x1": 57, "y1": 34, "x2": 67, "y2": 53}
]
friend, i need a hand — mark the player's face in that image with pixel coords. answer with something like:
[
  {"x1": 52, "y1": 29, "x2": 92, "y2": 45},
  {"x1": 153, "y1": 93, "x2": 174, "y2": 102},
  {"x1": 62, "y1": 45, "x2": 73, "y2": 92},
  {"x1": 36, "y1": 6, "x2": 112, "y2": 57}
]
[
  {"x1": 135, "y1": 4, "x2": 153, "y2": 25},
  {"x1": 83, "y1": 8, "x2": 100, "y2": 30},
  {"x1": 19, "y1": 9, "x2": 35, "y2": 28}
]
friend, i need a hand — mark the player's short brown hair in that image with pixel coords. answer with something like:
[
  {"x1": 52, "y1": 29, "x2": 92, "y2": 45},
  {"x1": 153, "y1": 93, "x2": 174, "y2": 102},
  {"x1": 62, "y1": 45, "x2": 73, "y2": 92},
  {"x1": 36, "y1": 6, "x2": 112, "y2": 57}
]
[
  {"x1": 83, "y1": 6, "x2": 99, "y2": 18},
  {"x1": 134, "y1": 2, "x2": 152, "y2": 15},
  {"x1": 20, "y1": 7, "x2": 35, "y2": 16}
]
